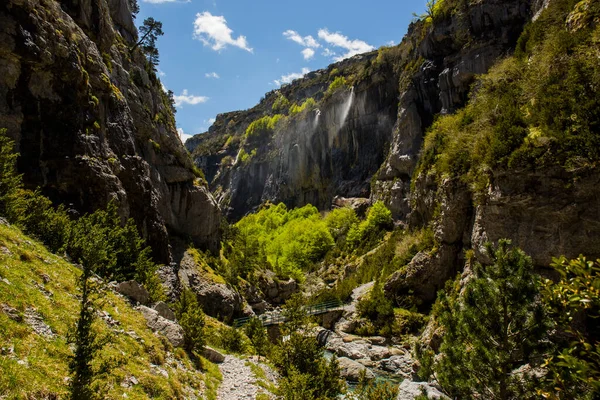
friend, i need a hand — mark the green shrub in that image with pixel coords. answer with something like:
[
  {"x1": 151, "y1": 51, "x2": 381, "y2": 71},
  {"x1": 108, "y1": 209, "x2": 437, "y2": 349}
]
[
  {"x1": 272, "y1": 94, "x2": 290, "y2": 113},
  {"x1": 245, "y1": 114, "x2": 284, "y2": 138},
  {"x1": 324, "y1": 207, "x2": 358, "y2": 239},
  {"x1": 174, "y1": 289, "x2": 206, "y2": 353},
  {"x1": 326, "y1": 76, "x2": 348, "y2": 95},
  {"x1": 289, "y1": 98, "x2": 316, "y2": 116},
  {"x1": 346, "y1": 201, "x2": 393, "y2": 249},
  {"x1": 217, "y1": 326, "x2": 249, "y2": 354}
]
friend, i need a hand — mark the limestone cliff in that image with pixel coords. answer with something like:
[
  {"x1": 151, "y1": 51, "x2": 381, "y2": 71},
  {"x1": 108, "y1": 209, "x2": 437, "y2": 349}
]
[
  {"x1": 0, "y1": 0, "x2": 221, "y2": 262},
  {"x1": 188, "y1": 0, "x2": 534, "y2": 222}
]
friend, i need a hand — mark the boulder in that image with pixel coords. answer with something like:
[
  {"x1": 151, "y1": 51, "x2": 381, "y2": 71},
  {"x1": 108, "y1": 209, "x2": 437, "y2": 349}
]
[
  {"x1": 338, "y1": 357, "x2": 375, "y2": 382},
  {"x1": 396, "y1": 381, "x2": 448, "y2": 400},
  {"x1": 153, "y1": 301, "x2": 176, "y2": 321},
  {"x1": 384, "y1": 245, "x2": 458, "y2": 305},
  {"x1": 116, "y1": 281, "x2": 150, "y2": 305},
  {"x1": 379, "y1": 355, "x2": 414, "y2": 378},
  {"x1": 332, "y1": 196, "x2": 371, "y2": 217},
  {"x1": 257, "y1": 270, "x2": 297, "y2": 304},
  {"x1": 178, "y1": 251, "x2": 244, "y2": 321},
  {"x1": 202, "y1": 346, "x2": 225, "y2": 363},
  {"x1": 137, "y1": 306, "x2": 184, "y2": 347}
]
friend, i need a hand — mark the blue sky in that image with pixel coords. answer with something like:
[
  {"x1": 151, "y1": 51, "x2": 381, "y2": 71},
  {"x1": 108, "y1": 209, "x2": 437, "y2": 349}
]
[{"x1": 136, "y1": 0, "x2": 429, "y2": 142}]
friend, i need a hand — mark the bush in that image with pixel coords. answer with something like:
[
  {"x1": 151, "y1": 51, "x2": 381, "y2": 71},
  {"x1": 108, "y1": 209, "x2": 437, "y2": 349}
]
[
  {"x1": 174, "y1": 289, "x2": 206, "y2": 354},
  {"x1": 326, "y1": 76, "x2": 348, "y2": 95},
  {"x1": 272, "y1": 94, "x2": 290, "y2": 113},
  {"x1": 245, "y1": 114, "x2": 284, "y2": 138},
  {"x1": 324, "y1": 207, "x2": 358, "y2": 239},
  {"x1": 289, "y1": 98, "x2": 316, "y2": 116},
  {"x1": 346, "y1": 201, "x2": 393, "y2": 250}
]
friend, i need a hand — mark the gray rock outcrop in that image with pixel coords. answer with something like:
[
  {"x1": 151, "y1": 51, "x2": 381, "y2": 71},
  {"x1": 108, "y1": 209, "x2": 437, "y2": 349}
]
[
  {"x1": 137, "y1": 306, "x2": 184, "y2": 347},
  {"x1": 338, "y1": 357, "x2": 375, "y2": 382},
  {"x1": 0, "y1": 0, "x2": 221, "y2": 263},
  {"x1": 177, "y1": 251, "x2": 247, "y2": 321},
  {"x1": 116, "y1": 281, "x2": 150, "y2": 305},
  {"x1": 397, "y1": 381, "x2": 448, "y2": 400}
]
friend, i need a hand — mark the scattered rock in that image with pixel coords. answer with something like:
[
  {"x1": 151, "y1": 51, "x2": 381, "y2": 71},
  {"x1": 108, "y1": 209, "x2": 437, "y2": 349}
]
[
  {"x1": 257, "y1": 270, "x2": 297, "y2": 305},
  {"x1": 203, "y1": 346, "x2": 225, "y2": 363},
  {"x1": 379, "y1": 354, "x2": 414, "y2": 378},
  {"x1": 137, "y1": 306, "x2": 184, "y2": 347},
  {"x1": 1, "y1": 304, "x2": 21, "y2": 322},
  {"x1": 24, "y1": 307, "x2": 55, "y2": 338},
  {"x1": 338, "y1": 357, "x2": 375, "y2": 382},
  {"x1": 396, "y1": 381, "x2": 448, "y2": 400},
  {"x1": 1, "y1": 278, "x2": 11, "y2": 285},
  {"x1": 153, "y1": 301, "x2": 176, "y2": 321},
  {"x1": 40, "y1": 273, "x2": 51, "y2": 284},
  {"x1": 116, "y1": 281, "x2": 150, "y2": 305},
  {"x1": 332, "y1": 196, "x2": 371, "y2": 217}
]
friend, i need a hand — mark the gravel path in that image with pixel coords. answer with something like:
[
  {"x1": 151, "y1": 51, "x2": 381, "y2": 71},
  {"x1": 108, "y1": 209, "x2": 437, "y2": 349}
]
[{"x1": 217, "y1": 355, "x2": 277, "y2": 400}]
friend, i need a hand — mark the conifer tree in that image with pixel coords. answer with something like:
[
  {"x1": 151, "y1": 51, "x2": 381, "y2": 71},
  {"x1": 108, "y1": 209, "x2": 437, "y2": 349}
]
[
  {"x1": 244, "y1": 317, "x2": 269, "y2": 360},
  {"x1": 431, "y1": 240, "x2": 550, "y2": 399},
  {"x1": 130, "y1": 17, "x2": 163, "y2": 66},
  {"x1": 174, "y1": 288, "x2": 206, "y2": 353}
]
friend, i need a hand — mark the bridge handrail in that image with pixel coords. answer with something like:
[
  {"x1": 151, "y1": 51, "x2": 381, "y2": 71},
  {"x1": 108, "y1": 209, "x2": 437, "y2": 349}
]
[{"x1": 233, "y1": 299, "x2": 343, "y2": 328}]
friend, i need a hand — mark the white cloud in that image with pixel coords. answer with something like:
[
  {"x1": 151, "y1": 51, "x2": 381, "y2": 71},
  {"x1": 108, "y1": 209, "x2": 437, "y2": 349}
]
[
  {"x1": 322, "y1": 48, "x2": 336, "y2": 57},
  {"x1": 157, "y1": 69, "x2": 166, "y2": 77},
  {"x1": 173, "y1": 89, "x2": 209, "y2": 107},
  {"x1": 205, "y1": 72, "x2": 220, "y2": 79},
  {"x1": 302, "y1": 48, "x2": 315, "y2": 60},
  {"x1": 283, "y1": 30, "x2": 320, "y2": 48},
  {"x1": 387, "y1": 40, "x2": 396, "y2": 46},
  {"x1": 161, "y1": 82, "x2": 168, "y2": 92},
  {"x1": 208, "y1": 117, "x2": 216, "y2": 124},
  {"x1": 177, "y1": 128, "x2": 194, "y2": 143},
  {"x1": 193, "y1": 12, "x2": 252, "y2": 52},
  {"x1": 274, "y1": 67, "x2": 310, "y2": 86},
  {"x1": 317, "y1": 29, "x2": 374, "y2": 61}
]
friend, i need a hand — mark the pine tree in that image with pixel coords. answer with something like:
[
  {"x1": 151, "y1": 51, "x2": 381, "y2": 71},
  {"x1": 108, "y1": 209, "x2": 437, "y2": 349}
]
[
  {"x1": 174, "y1": 288, "x2": 205, "y2": 354},
  {"x1": 432, "y1": 240, "x2": 550, "y2": 399},
  {"x1": 244, "y1": 317, "x2": 269, "y2": 360},
  {"x1": 130, "y1": 17, "x2": 163, "y2": 66},
  {"x1": 68, "y1": 221, "x2": 111, "y2": 399}
]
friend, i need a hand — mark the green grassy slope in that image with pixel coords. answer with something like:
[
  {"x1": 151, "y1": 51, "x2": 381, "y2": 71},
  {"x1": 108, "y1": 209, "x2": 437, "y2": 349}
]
[{"x1": 0, "y1": 222, "x2": 217, "y2": 399}]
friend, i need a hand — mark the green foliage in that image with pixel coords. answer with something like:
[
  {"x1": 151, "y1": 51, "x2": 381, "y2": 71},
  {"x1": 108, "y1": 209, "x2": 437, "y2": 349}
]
[
  {"x1": 174, "y1": 289, "x2": 206, "y2": 354},
  {"x1": 542, "y1": 256, "x2": 600, "y2": 398},
  {"x1": 346, "y1": 370, "x2": 399, "y2": 400},
  {"x1": 431, "y1": 240, "x2": 551, "y2": 399},
  {"x1": 346, "y1": 201, "x2": 393, "y2": 250},
  {"x1": 244, "y1": 317, "x2": 270, "y2": 359},
  {"x1": 326, "y1": 76, "x2": 348, "y2": 95},
  {"x1": 415, "y1": 0, "x2": 600, "y2": 191},
  {"x1": 272, "y1": 93, "x2": 290, "y2": 113},
  {"x1": 356, "y1": 282, "x2": 394, "y2": 334},
  {"x1": 0, "y1": 129, "x2": 163, "y2": 301},
  {"x1": 289, "y1": 98, "x2": 316, "y2": 116},
  {"x1": 69, "y1": 264, "x2": 106, "y2": 400},
  {"x1": 272, "y1": 295, "x2": 345, "y2": 400},
  {"x1": 216, "y1": 325, "x2": 249, "y2": 354},
  {"x1": 245, "y1": 114, "x2": 284, "y2": 138},
  {"x1": 132, "y1": 17, "x2": 164, "y2": 66},
  {"x1": 224, "y1": 203, "x2": 334, "y2": 282},
  {"x1": 324, "y1": 207, "x2": 359, "y2": 240}
]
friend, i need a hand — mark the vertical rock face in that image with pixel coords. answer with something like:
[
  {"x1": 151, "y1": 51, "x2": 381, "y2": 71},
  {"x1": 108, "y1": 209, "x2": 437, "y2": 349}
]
[
  {"x1": 189, "y1": 55, "x2": 399, "y2": 220},
  {"x1": 372, "y1": 0, "x2": 534, "y2": 219},
  {"x1": 0, "y1": 0, "x2": 220, "y2": 261}
]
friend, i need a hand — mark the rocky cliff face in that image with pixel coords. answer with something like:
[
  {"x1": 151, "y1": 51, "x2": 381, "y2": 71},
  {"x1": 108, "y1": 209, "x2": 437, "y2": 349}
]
[
  {"x1": 189, "y1": 0, "x2": 535, "y2": 222},
  {"x1": 189, "y1": 54, "x2": 399, "y2": 221},
  {"x1": 0, "y1": 0, "x2": 221, "y2": 262},
  {"x1": 372, "y1": 0, "x2": 534, "y2": 219}
]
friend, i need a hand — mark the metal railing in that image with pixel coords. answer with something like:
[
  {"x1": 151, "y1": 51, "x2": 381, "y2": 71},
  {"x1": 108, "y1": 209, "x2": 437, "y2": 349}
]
[{"x1": 233, "y1": 299, "x2": 343, "y2": 328}]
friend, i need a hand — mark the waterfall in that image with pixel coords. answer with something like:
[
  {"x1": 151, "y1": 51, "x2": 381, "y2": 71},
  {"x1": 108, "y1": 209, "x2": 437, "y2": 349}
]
[
  {"x1": 234, "y1": 148, "x2": 242, "y2": 165},
  {"x1": 313, "y1": 108, "x2": 321, "y2": 129},
  {"x1": 339, "y1": 86, "x2": 355, "y2": 129}
]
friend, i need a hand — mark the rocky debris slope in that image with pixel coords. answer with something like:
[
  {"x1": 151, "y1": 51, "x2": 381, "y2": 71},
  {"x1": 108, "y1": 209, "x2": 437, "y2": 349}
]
[
  {"x1": 217, "y1": 355, "x2": 278, "y2": 400},
  {"x1": 0, "y1": 0, "x2": 220, "y2": 262}
]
